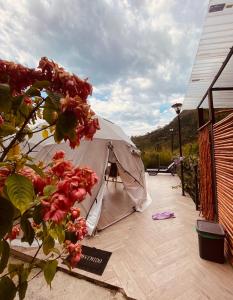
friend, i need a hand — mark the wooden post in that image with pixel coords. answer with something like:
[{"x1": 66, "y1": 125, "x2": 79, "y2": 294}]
[
  {"x1": 208, "y1": 89, "x2": 218, "y2": 220},
  {"x1": 198, "y1": 107, "x2": 204, "y2": 128}
]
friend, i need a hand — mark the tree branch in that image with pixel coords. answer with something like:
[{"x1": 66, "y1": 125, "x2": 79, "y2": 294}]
[
  {"x1": 26, "y1": 134, "x2": 53, "y2": 155},
  {"x1": 0, "y1": 99, "x2": 45, "y2": 162}
]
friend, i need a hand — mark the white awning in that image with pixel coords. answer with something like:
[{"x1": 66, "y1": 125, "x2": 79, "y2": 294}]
[{"x1": 183, "y1": 0, "x2": 233, "y2": 109}]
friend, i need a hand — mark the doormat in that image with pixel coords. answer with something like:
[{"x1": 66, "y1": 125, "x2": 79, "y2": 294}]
[{"x1": 66, "y1": 246, "x2": 112, "y2": 276}]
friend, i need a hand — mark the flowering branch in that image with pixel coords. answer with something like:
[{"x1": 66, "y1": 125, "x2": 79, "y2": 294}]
[
  {"x1": 0, "y1": 99, "x2": 45, "y2": 162},
  {"x1": 0, "y1": 57, "x2": 99, "y2": 300}
]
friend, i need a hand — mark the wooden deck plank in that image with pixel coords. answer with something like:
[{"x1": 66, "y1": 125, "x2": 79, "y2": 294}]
[
  {"x1": 81, "y1": 174, "x2": 233, "y2": 299},
  {"x1": 12, "y1": 174, "x2": 233, "y2": 299}
]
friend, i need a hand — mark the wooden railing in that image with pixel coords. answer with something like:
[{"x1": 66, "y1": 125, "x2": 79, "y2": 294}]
[
  {"x1": 214, "y1": 113, "x2": 233, "y2": 264},
  {"x1": 198, "y1": 125, "x2": 215, "y2": 220}
]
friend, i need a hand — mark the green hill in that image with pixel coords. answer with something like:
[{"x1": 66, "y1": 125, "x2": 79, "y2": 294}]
[
  {"x1": 132, "y1": 110, "x2": 198, "y2": 168},
  {"x1": 132, "y1": 110, "x2": 198, "y2": 152}
]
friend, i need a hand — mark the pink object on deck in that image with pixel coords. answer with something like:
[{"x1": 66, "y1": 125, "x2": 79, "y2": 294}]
[{"x1": 152, "y1": 211, "x2": 175, "y2": 220}]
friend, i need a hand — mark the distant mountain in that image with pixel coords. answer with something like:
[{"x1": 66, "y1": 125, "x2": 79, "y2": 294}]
[{"x1": 132, "y1": 110, "x2": 198, "y2": 151}]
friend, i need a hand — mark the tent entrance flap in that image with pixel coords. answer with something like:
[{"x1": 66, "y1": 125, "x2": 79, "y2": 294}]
[{"x1": 97, "y1": 179, "x2": 136, "y2": 231}]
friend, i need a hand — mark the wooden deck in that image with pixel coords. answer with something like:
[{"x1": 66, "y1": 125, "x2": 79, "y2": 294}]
[
  {"x1": 12, "y1": 174, "x2": 233, "y2": 299},
  {"x1": 79, "y1": 174, "x2": 233, "y2": 299}
]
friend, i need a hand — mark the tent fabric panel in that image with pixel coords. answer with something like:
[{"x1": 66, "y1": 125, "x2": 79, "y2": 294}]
[
  {"x1": 86, "y1": 181, "x2": 107, "y2": 235},
  {"x1": 91, "y1": 117, "x2": 135, "y2": 146},
  {"x1": 111, "y1": 141, "x2": 147, "y2": 211}
]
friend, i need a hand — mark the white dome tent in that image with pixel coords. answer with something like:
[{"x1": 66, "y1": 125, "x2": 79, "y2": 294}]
[{"x1": 24, "y1": 117, "x2": 151, "y2": 235}]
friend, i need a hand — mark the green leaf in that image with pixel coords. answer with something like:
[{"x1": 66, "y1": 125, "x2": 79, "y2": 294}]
[
  {"x1": 43, "y1": 260, "x2": 58, "y2": 287},
  {"x1": 45, "y1": 90, "x2": 61, "y2": 106},
  {"x1": 18, "y1": 267, "x2": 29, "y2": 300},
  {"x1": 43, "y1": 96, "x2": 59, "y2": 125},
  {"x1": 6, "y1": 174, "x2": 35, "y2": 214},
  {"x1": 25, "y1": 87, "x2": 41, "y2": 97},
  {"x1": 43, "y1": 185, "x2": 56, "y2": 196},
  {"x1": 18, "y1": 280, "x2": 28, "y2": 300},
  {"x1": 12, "y1": 95, "x2": 24, "y2": 114},
  {"x1": 25, "y1": 163, "x2": 45, "y2": 177},
  {"x1": 32, "y1": 80, "x2": 51, "y2": 89},
  {"x1": 48, "y1": 228, "x2": 57, "y2": 240},
  {"x1": 49, "y1": 225, "x2": 65, "y2": 244},
  {"x1": 50, "y1": 248, "x2": 61, "y2": 255},
  {"x1": 8, "y1": 263, "x2": 23, "y2": 279},
  {"x1": 43, "y1": 235, "x2": 55, "y2": 255},
  {"x1": 0, "y1": 197, "x2": 14, "y2": 240},
  {"x1": 19, "y1": 103, "x2": 30, "y2": 119},
  {"x1": 54, "y1": 111, "x2": 77, "y2": 143},
  {"x1": 0, "y1": 277, "x2": 17, "y2": 300},
  {"x1": 55, "y1": 225, "x2": 65, "y2": 244},
  {"x1": 0, "y1": 84, "x2": 12, "y2": 113},
  {"x1": 0, "y1": 124, "x2": 17, "y2": 136},
  {"x1": 32, "y1": 204, "x2": 43, "y2": 225},
  {"x1": 0, "y1": 240, "x2": 10, "y2": 274},
  {"x1": 20, "y1": 215, "x2": 35, "y2": 245}
]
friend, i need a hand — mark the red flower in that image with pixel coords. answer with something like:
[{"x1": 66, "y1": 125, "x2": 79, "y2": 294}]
[
  {"x1": 65, "y1": 241, "x2": 82, "y2": 268},
  {"x1": 0, "y1": 167, "x2": 11, "y2": 191},
  {"x1": 24, "y1": 96, "x2": 33, "y2": 105},
  {"x1": 33, "y1": 176, "x2": 47, "y2": 195},
  {"x1": 70, "y1": 188, "x2": 87, "y2": 203},
  {"x1": 43, "y1": 208, "x2": 67, "y2": 224},
  {"x1": 5, "y1": 225, "x2": 20, "y2": 241},
  {"x1": 70, "y1": 207, "x2": 80, "y2": 220},
  {"x1": 51, "y1": 160, "x2": 73, "y2": 178},
  {"x1": 53, "y1": 151, "x2": 65, "y2": 161},
  {"x1": 19, "y1": 167, "x2": 49, "y2": 195}
]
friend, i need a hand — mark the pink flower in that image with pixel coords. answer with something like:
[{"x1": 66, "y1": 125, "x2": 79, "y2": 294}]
[
  {"x1": 19, "y1": 167, "x2": 36, "y2": 181},
  {"x1": 51, "y1": 160, "x2": 73, "y2": 178},
  {"x1": 33, "y1": 176, "x2": 47, "y2": 194},
  {"x1": 43, "y1": 208, "x2": 67, "y2": 224},
  {"x1": 53, "y1": 151, "x2": 65, "y2": 161},
  {"x1": 70, "y1": 207, "x2": 80, "y2": 220},
  {"x1": 42, "y1": 192, "x2": 72, "y2": 223},
  {"x1": 70, "y1": 188, "x2": 87, "y2": 203},
  {"x1": 57, "y1": 179, "x2": 71, "y2": 195},
  {"x1": 66, "y1": 218, "x2": 87, "y2": 241},
  {"x1": 65, "y1": 241, "x2": 82, "y2": 268},
  {"x1": 0, "y1": 115, "x2": 4, "y2": 126}
]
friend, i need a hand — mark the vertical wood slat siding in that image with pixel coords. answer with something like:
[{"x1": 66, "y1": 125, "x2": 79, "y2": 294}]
[
  {"x1": 198, "y1": 126, "x2": 215, "y2": 221},
  {"x1": 214, "y1": 113, "x2": 233, "y2": 265}
]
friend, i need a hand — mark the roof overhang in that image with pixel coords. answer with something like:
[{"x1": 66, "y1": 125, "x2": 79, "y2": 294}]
[{"x1": 183, "y1": 0, "x2": 233, "y2": 110}]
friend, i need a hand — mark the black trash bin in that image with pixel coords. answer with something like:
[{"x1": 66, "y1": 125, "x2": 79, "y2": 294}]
[{"x1": 196, "y1": 220, "x2": 225, "y2": 264}]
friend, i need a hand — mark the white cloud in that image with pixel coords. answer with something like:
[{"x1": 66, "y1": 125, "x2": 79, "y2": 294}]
[{"x1": 0, "y1": 0, "x2": 209, "y2": 136}]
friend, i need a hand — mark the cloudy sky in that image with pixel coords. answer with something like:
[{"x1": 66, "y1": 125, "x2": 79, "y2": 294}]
[{"x1": 0, "y1": 0, "x2": 209, "y2": 136}]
